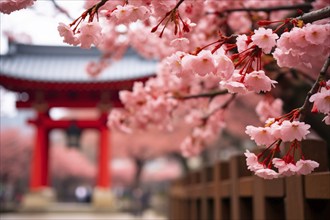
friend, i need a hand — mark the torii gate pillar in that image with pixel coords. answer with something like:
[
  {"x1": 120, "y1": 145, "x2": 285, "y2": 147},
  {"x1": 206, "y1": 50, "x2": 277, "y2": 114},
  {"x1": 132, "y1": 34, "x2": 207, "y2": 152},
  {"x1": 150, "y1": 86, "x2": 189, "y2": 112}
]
[
  {"x1": 22, "y1": 109, "x2": 56, "y2": 210},
  {"x1": 92, "y1": 112, "x2": 115, "y2": 209}
]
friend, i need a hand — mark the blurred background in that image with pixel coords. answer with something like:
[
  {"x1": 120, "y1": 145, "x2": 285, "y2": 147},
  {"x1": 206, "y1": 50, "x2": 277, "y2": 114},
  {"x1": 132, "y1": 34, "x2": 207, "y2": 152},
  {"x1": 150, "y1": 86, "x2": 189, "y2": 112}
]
[{"x1": 1, "y1": 1, "x2": 329, "y2": 219}]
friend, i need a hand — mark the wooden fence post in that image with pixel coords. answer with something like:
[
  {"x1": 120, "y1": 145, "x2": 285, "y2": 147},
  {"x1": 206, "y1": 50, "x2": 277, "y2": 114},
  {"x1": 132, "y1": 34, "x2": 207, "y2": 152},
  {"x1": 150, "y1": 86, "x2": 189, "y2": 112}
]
[
  {"x1": 286, "y1": 175, "x2": 305, "y2": 220},
  {"x1": 253, "y1": 177, "x2": 285, "y2": 220},
  {"x1": 230, "y1": 155, "x2": 253, "y2": 220},
  {"x1": 285, "y1": 139, "x2": 329, "y2": 220},
  {"x1": 169, "y1": 138, "x2": 329, "y2": 220},
  {"x1": 304, "y1": 172, "x2": 330, "y2": 219},
  {"x1": 230, "y1": 155, "x2": 240, "y2": 220},
  {"x1": 216, "y1": 161, "x2": 230, "y2": 220},
  {"x1": 214, "y1": 162, "x2": 221, "y2": 220}
]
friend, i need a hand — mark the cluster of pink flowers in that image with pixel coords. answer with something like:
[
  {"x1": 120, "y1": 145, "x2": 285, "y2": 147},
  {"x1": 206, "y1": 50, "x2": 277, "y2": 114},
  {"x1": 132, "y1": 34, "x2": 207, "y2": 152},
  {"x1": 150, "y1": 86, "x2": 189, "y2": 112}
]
[
  {"x1": 244, "y1": 108, "x2": 322, "y2": 179},
  {"x1": 310, "y1": 80, "x2": 330, "y2": 125},
  {"x1": 166, "y1": 43, "x2": 277, "y2": 96},
  {"x1": 251, "y1": 28, "x2": 279, "y2": 54},
  {"x1": 181, "y1": 97, "x2": 227, "y2": 157},
  {"x1": 0, "y1": 0, "x2": 35, "y2": 14},
  {"x1": 104, "y1": 1, "x2": 328, "y2": 168},
  {"x1": 216, "y1": 28, "x2": 279, "y2": 95},
  {"x1": 273, "y1": 23, "x2": 330, "y2": 77},
  {"x1": 57, "y1": 0, "x2": 153, "y2": 49},
  {"x1": 107, "y1": 56, "x2": 231, "y2": 157},
  {"x1": 85, "y1": 60, "x2": 108, "y2": 77},
  {"x1": 3, "y1": 0, "x2": 327, "y2": 179},
  {"x1": 4, "y1": 0, "x2": 325, "y2": 179},
  {"x1": 173, "y1": 49, "x2": 235, "y2": 80},
  {"x1": 246, "y1": 119, "x2": 311, "y2": 146},
  {"x1": 237, "y1": 27, "x2": 278, "y2": 55},
  {"x1": 108, "y1": 4, "x2": 150, "y2": 24},
  {"x1": 220, "y1": 69, "x2": 277, "y2": 95},
  {"x1": 58, "y1": 21, "x2": 102, "y2": 49},
  {"x1": 256, "y1": 97, "x2": 283, "y2": 122},
  {"x1": 245, "y1": 150, "x2": 319, "y2": 179}
]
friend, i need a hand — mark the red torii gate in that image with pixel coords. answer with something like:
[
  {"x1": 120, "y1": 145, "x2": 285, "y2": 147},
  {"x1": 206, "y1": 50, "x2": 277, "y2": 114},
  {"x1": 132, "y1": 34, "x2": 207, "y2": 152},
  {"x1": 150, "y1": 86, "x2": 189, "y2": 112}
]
[{"x1": 0, "y1": 43, "x2": 156, "y2": 207}]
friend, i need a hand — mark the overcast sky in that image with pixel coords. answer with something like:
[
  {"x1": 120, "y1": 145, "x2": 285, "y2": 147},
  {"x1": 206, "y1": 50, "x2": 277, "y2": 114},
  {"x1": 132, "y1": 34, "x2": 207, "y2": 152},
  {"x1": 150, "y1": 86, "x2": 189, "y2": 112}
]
[
  {"x1": 0, "y1": 1, "x2": 86, "y2": 116},
  {"x1": 0, "y1": 0, "x2": 84, "y2": 49}
]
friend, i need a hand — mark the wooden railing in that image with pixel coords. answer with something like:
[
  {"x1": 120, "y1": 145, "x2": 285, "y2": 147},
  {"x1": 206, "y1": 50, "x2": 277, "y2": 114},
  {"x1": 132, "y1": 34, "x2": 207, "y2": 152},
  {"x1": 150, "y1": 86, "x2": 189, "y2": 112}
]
[{"x1": 169, "y1": 140, "x2": 330, "y2": 220}]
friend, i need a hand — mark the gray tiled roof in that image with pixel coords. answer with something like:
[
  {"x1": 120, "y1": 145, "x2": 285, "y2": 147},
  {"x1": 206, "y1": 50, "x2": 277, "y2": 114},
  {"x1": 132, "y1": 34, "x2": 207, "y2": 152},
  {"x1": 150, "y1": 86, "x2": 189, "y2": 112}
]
[{"x1": 0, "y1": 43, "x2": 157, "y2": 82}]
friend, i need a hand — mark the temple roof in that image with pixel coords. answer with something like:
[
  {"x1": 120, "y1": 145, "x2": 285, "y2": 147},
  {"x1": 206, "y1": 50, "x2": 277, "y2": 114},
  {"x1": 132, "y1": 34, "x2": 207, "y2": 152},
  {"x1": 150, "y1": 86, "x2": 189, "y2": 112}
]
[{"x1": 0, "y1": 43, "x2": 157, "y2": 89}]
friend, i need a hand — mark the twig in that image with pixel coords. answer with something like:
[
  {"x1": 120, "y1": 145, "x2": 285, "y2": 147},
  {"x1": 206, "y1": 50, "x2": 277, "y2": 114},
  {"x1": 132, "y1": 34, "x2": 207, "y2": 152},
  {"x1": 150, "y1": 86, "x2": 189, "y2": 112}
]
[
  {"x1": 207, "y1": 4, "x2": 330, "y2": 25},
  {"x1": 173, "y1": 0, "x2": 185, "y2": 10},
  {"x1": 50, "y1": 0, "x2": 73, "y2": 20},
  {"x1": 299, "y1": 56, "x2": 330, "y2": 121},
  {"x1": 207, "y1": 3, "x2": 312, "y2": 15},
  {"x1": 174, "y1": 90, "x2": 228, "y2": 100},
  {"x1": 297, "y1": 6, "x2": 330, "y2": 23},
  {"x1": 202, "y1": 93, "x2": 237, "y2": 120}
]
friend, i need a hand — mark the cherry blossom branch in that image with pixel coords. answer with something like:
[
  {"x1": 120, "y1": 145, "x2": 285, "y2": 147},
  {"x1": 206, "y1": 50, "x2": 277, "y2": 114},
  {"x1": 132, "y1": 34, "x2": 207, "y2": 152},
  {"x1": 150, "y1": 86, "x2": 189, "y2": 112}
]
[
  {"x1": 70, "y1": 0, "x2": 109, "y2": 27},
  {"x1": 214, "y1": 3, "x2": 312, "y2": 14},
  {"x1": 50, "y1": 0, "x2": 73, "y2": 20},
  {"x1": 203, "y1": 94, "x2": 237, "y2": 120},
  {"x1": 297, "y1": 6, "x2": 330, "y2": 24},
  {"x1": 174, "y1": 90, "x2": 228, "y2": 100},
  {"x1": 173, "y1": 0, "x2": 185, "y2": 11},
  {"x1": 151, "y1": 0, "x2": 187, "y2": 37},
  {"x1": 299, "y1": 56, "x2": 330, "y2": 121}
]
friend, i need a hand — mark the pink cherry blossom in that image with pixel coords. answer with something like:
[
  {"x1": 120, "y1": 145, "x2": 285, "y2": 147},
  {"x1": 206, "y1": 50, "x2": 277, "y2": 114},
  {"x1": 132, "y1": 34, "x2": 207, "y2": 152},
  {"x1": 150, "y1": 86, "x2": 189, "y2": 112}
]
[
  {"x1": 268, "y1": 121, "x2": 282, "y2": 139},
  {"x1": 119, "y1": 82, "x2": 147, "y2": 109},
  {"x1": 255, "y1": 168, "x2": 279, "y2": 179},
  {"x1": 111, "y1": 5, "x2": 132, "y2": 22},
  {"x1": 289, "y1": 27, "x2": 310, "y2": 48},
  {"x1": 220, "y1": 81, "x2": 248, "y2": 94},
  {"x1": 309, "y1": 87, "x2": 330, "y2": 114},
  {"x1": 180, "y1": 137, "x2": 202, "y2": 158},
  {"x1": 245, "y1": 125, "x2": 277, "y2": 146},
  {"x1": 57, "y1": 22, "x2": 80, "y2": 46},
  {"x1": 0, "y1": 0, "x2": 35, "y2": 14},
  {"x1": 184, "y1": 110, "x2": 204, "y2": 127},
  {"x1": 181, "y1": 50, "x2": 216, "y2": 76},
  {"x1": 111, "y1": 5, "x2": 150, "y2": 24},
  {"x1": 78, "y1": 21, "x2": 103, "y2": 49},
  {"x1": 214, "y1": 54, "x2": 235, "y2": 80},
  {"x1": 273, "y1": 23, "x2": 330, "y2": 77},
  {"x1": 227, "y1": 12, "x2": 252, "y2": 33},
  {"x1": 244, "y1": 150, "x2": 264, "y2": 172},
  {"x1": 272, "y1": 158, "x2": 296, "y2": 176},
  {"x1": 165, "y1": 52, "x2": 186, "y2": 78},
  {"x1": 170, "y1": 38, "x2": 190, "y2": 51},
  {"x1": 304, "y1": 24, "x2": 328, "y2": 45},
  {"x1": 251, "y1": 28, "x2": 279, "y2": 54},
  {"x1": 244, "y1": 70, "x2": 277, "y2": 93},
  {"x1": 86, "y1": 61, "x2": 108, "y2": 77},
  {"x1": 84, "y1": 0, "x2": 125, "y2": 11},
  {"x1": 48, "y1": 0, "x2": 329, "y2": 180},
  {"x1": 236, "y1": 34, "x2": 249, "y2": 53},
  {"x1": 107, "y1": 109, "x2": 132, "y2": 134},
  {"x1": 295, "y1": 159, "x2": 319, "y2": 175},
  {"x1": 151, "y1": 0, "x2": 176, "y2": 18},
  {"x1": 279, "y1": 120, "x2": 311, "y2": 142},
  {"x1": 256, "y1": 98, "x2": 283, "y2": 122}
]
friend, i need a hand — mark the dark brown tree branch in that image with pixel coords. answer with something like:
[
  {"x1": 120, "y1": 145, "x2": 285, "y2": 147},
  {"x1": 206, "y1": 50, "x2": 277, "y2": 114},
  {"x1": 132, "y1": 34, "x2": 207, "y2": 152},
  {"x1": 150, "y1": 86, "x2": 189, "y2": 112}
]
[
  {"x1": 299, "y1": 56, "x2": 330, "y2": 121},
  {"x1": 297, "y1": 6, "x2": 330, "y2": 23},
  {"x1": 218, "y1": 3, "x2": 312, "y2": 14},
  {"x1": 174, "y1": 90, "x2": 228, "y2": 100},
  {"x1": 50, "y1": 0, "x2": 73, "y2": 20}
]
